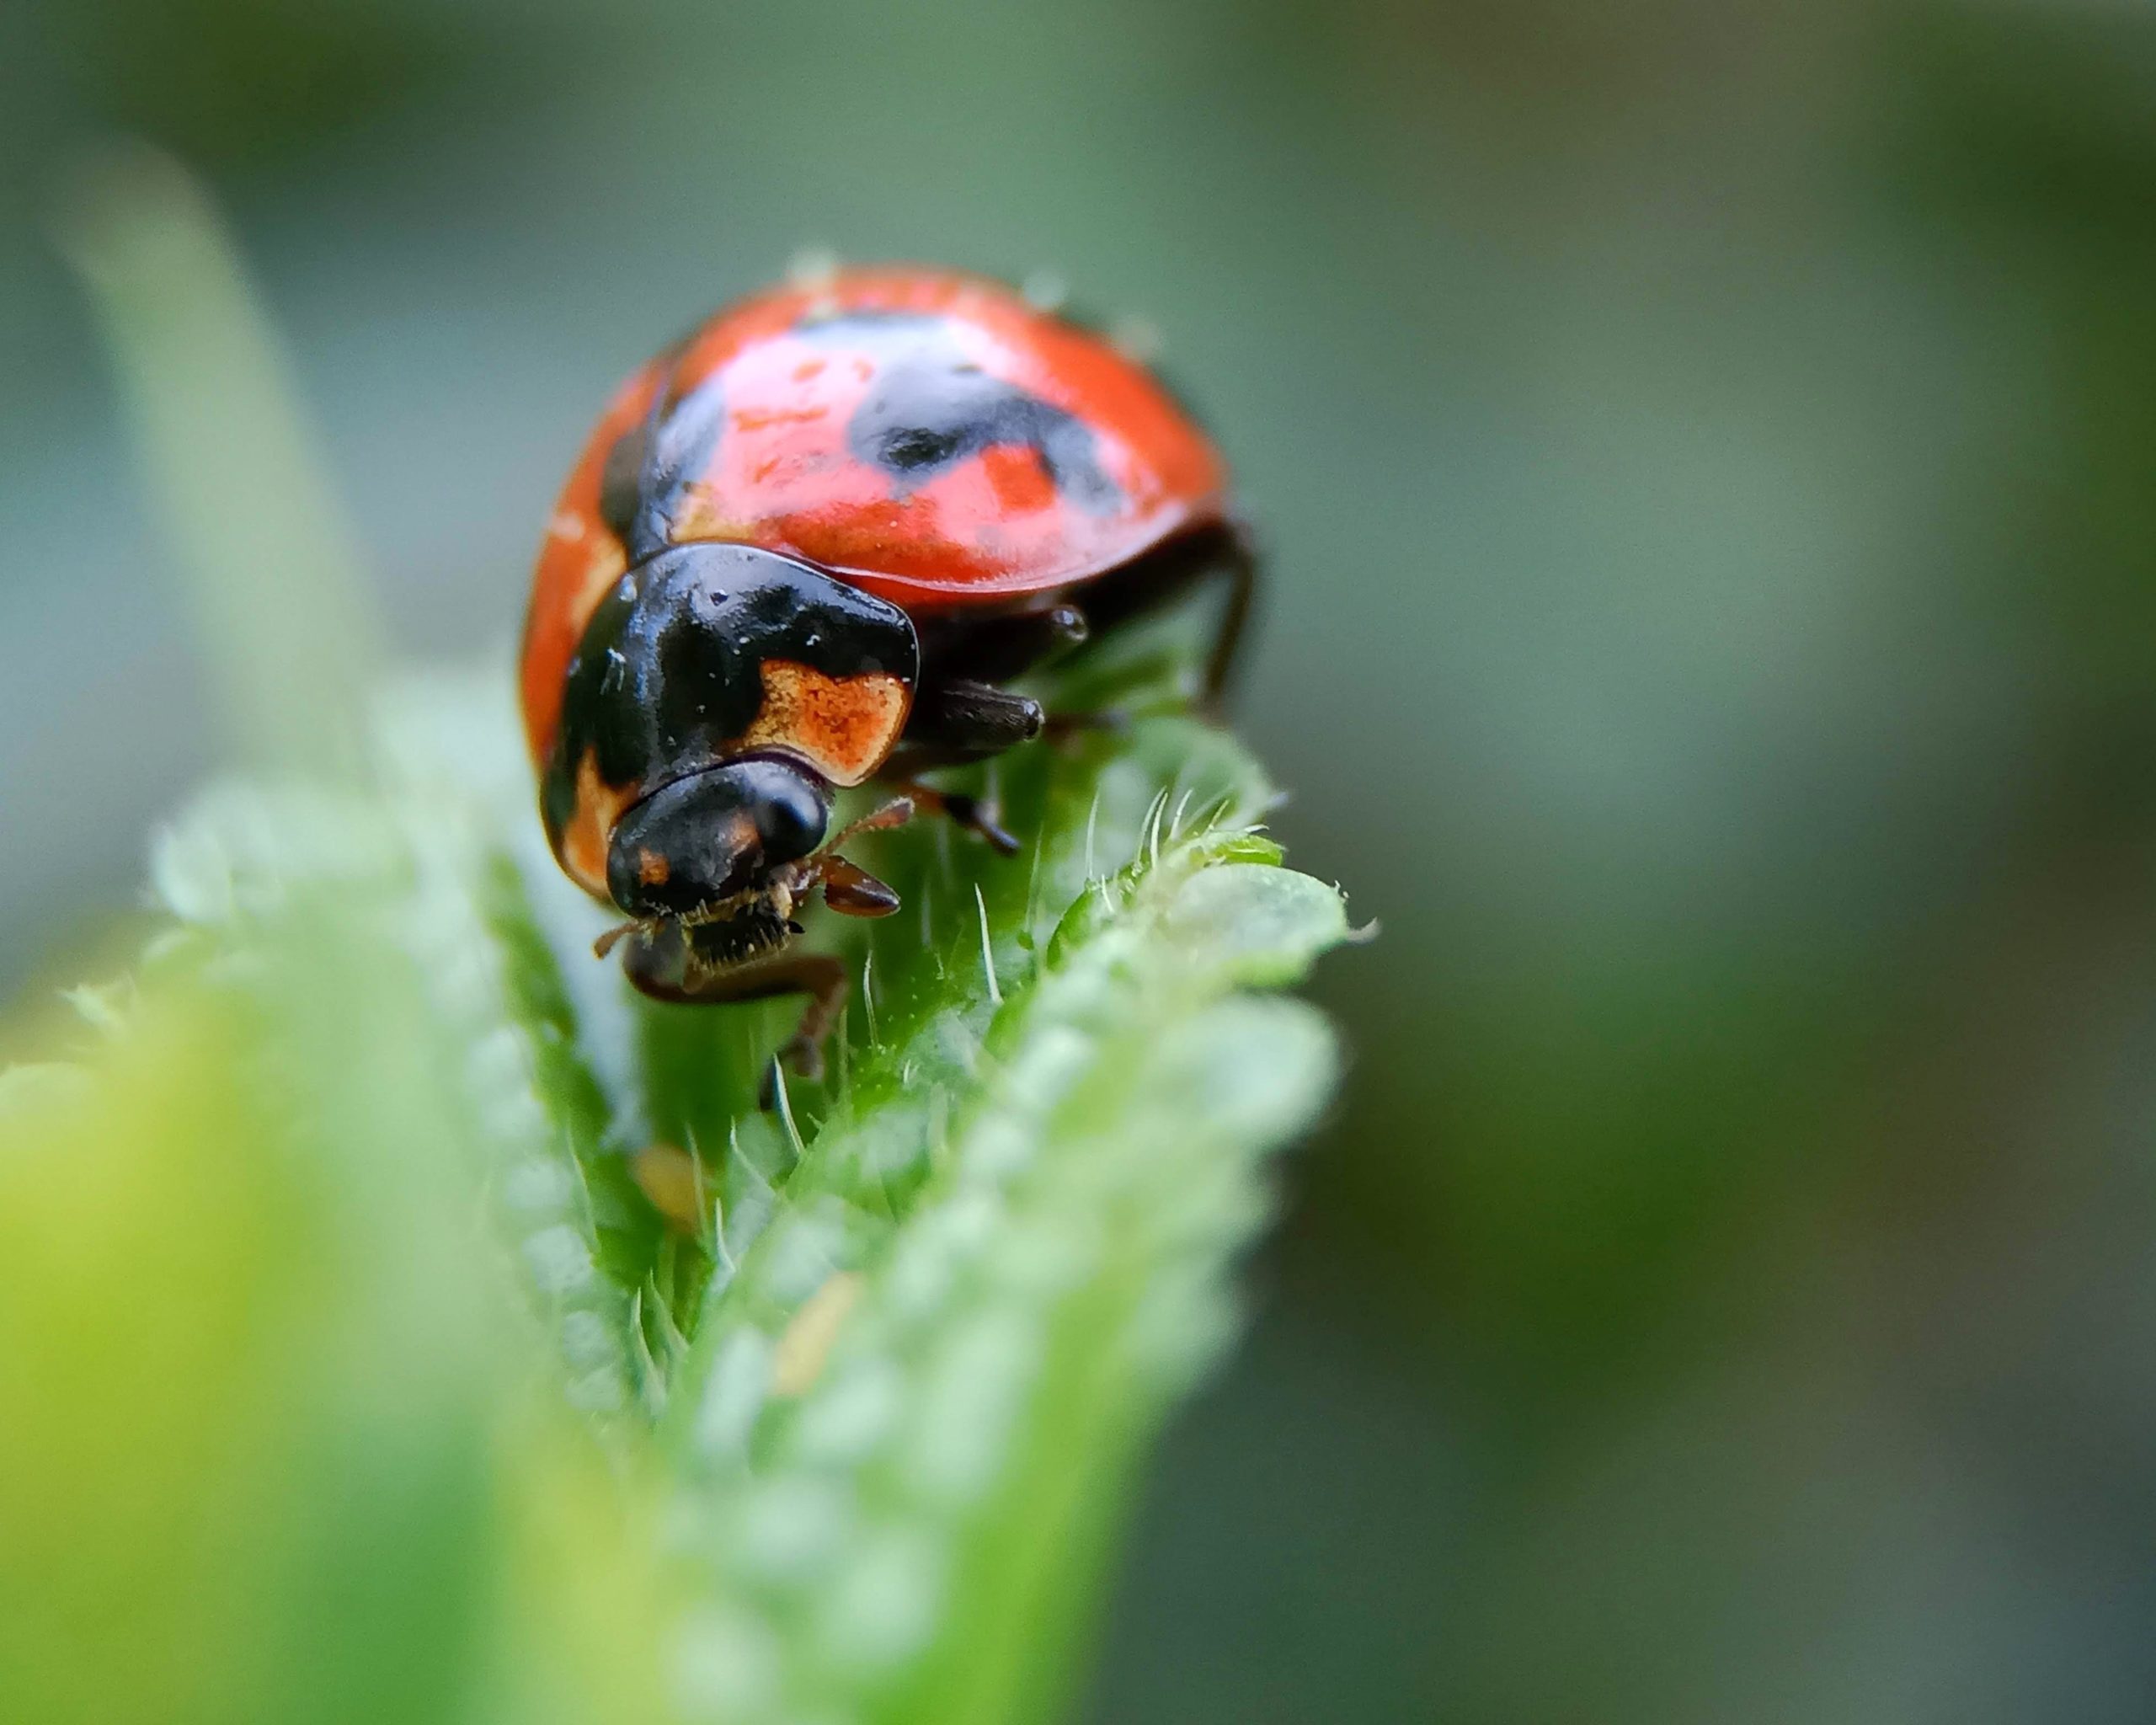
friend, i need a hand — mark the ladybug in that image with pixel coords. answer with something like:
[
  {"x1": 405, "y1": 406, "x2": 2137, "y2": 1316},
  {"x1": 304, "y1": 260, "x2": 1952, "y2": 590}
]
[{"x1": 520, "y1": 264, "x2": 1253, "y2": 1083}]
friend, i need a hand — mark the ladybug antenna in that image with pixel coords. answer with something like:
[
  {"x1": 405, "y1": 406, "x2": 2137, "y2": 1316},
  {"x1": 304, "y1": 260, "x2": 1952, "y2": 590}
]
[
  {"x1": 817, "y1": 795, "x2": 915, "y2": 855},
  {"x1": 593, "y1": 916, "x2": 659, "y2": 960}
]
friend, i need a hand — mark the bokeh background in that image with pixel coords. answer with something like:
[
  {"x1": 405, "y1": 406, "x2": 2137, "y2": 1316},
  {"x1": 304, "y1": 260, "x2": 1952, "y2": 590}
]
[{"x1": 7, "y1": 1, "x2": 2156, "y2": 1718}]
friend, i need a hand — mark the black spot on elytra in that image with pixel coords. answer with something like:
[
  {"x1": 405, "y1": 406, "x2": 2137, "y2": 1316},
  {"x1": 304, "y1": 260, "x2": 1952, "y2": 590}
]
[
  {"x1": 795, "y1": 310, "x2": 1122, "y2": 514},
  {"x1": 852, "y1": 362, "x2": 1119, "y2": 512}
]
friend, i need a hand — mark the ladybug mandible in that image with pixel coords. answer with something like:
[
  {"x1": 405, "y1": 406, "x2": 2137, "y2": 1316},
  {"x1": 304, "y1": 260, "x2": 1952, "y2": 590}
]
[{"x1": 520, "y1": 265, "x2": 1254, "y2": 1084}]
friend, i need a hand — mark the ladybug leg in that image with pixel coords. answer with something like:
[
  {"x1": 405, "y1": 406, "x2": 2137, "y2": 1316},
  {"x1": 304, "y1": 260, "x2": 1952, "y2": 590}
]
[
  {"x1": 621, "y1": 937, "x2": 849, "y2": 1098},
  {"x1": 883, "y1": 777, "x2": 1021, "y2": 856},
  {"x1": 905, "y1": 677, "x2": 1048, "y2": 753},
  {"x1": 1058, "y1": 520, "x2": 1261, "y2": 713},
  {"x1": 883, "y1": 678, "x2": 1048, "y2": 852},
  {"x1": 753, "y1": 953, "x2": 849, "y2": 1100},
  {"x1": 1195, "y1": 522, "x2": 1259, "y2": 710}
]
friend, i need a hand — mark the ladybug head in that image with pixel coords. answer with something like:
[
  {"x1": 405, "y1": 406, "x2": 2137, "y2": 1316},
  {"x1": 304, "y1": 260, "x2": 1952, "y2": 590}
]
[{"x1": 606, "y1": 756, "x2": 831, "y2": 925}]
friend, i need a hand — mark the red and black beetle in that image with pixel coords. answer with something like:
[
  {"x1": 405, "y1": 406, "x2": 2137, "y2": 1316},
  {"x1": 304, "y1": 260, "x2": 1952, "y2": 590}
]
[{"x1": 520, "y1": 265, "x2": 1253, "y2": 1081}]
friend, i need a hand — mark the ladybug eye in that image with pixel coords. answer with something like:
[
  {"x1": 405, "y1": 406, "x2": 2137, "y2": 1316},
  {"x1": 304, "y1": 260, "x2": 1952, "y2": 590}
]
[{"x1": 751, "y1": 768, "x2": 828, "y2": 865}]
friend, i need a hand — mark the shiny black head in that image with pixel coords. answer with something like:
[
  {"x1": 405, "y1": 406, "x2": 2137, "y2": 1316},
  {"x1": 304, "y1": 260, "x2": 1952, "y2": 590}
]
[{"x1": 606, "y1": 757, "x2": 831, "y2": 922}]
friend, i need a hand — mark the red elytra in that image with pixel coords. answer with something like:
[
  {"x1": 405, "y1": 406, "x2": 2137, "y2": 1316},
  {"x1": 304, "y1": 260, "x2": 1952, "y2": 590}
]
[{"x1": 520, "y1": 265, "x2": 1226, "y2": 771}]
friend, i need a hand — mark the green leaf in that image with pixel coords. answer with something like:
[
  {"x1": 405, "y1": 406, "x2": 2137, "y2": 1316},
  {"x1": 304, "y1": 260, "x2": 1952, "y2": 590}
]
[
  {"x1": 119, "y1": 670, "x2": 1349, "y2": 1725},
  {"x1": 0, "y1": 895, "x2": 676, "y2": 1725}
]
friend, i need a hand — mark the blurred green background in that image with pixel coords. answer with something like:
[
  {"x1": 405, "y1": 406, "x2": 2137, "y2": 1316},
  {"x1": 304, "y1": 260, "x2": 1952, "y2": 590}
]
[{"x1": 6, "y1": 0, "x2": 2156, "y2": 1718}]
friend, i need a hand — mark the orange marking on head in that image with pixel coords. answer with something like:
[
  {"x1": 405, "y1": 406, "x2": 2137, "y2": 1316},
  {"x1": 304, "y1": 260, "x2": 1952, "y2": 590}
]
[
  {"x1": 560, "y1": 748, "x2": 638, "y2": 900},
  {"x1": 739, "y1": 660, "x2": 910, "y2": 787}
]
